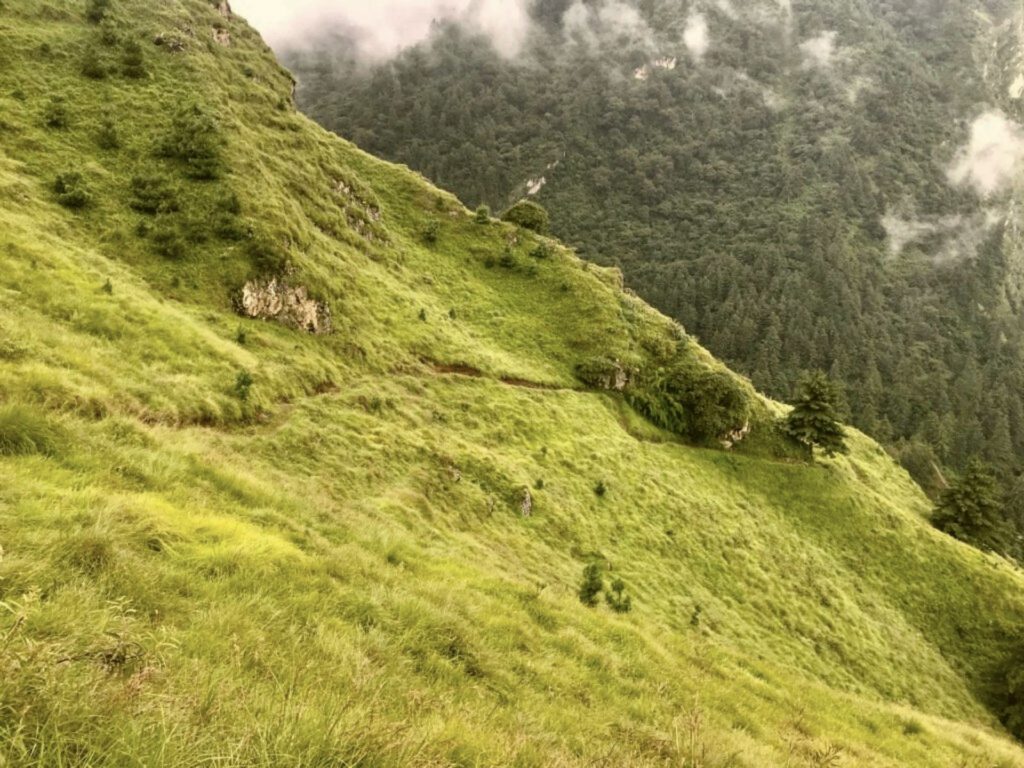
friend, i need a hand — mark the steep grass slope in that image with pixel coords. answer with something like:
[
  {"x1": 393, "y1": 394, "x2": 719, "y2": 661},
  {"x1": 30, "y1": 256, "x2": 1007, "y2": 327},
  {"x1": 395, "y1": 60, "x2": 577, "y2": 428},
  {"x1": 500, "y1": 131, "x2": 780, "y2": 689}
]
[{"x1": 2, "y1": 1, "x2": 1024, "y2": 766}]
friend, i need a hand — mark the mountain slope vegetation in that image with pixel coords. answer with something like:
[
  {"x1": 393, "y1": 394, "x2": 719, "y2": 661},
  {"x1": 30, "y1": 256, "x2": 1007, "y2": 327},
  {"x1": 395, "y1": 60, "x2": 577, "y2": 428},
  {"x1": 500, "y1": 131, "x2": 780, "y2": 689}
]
[
  {"x1": 286, "y1": 0, "x2": 1024, "y2": 486},
  {"x1": 3, "y1": 1, "x2": 1024, "y2": 765}
]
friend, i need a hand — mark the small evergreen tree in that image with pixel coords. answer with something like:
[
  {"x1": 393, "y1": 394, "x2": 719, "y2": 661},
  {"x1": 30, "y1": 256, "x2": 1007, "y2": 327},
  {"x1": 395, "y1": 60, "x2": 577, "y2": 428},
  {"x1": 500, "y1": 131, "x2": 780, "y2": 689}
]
[
  {"x1": 605, "y1": 578, "x2": 632, "y2": 613},
  {"x1": 931, "y1": 459, "x2": 1009, "y2": 553},
  {"x1": 784, "y1": 371, "x2": 848, "y2": 458},
  {"x1": 1003, "y1": 647, "x2": 1024, "y2": 739},
  {"x1": 578, "y1": 563, "x2": 603, "y2": 607},
  {"x1": 474, "y1": 204, "x2": 490, "y2": 224},
  {"x1": 502, "y1": 199, "x2": 550, "y2": 234},
  {"x1": 234, "y1": 370, "x2": 254, "y2": 401}
]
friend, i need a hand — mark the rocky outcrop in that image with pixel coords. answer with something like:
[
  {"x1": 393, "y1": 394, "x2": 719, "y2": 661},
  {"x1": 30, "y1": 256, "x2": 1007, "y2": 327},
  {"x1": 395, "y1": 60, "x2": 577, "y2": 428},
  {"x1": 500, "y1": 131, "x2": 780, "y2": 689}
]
[
  {"x1": 721, "y1": 422, "x2": 751, "y2": 450},
  {"x1": 575, "y1": 358, "x2": 632, "y2": 392},
  {"x1": 520, "y1": 487, "x2": 533, "y2": 517},
  {"x1": 237, "y1": 279, "x2": 332, "y2": 334},
  {"x1": 216, "y1": 1, "x2": 232, "y2": 18},
  {"x1": 212, "y1": 27, "x2": 231, "y2": 46}
]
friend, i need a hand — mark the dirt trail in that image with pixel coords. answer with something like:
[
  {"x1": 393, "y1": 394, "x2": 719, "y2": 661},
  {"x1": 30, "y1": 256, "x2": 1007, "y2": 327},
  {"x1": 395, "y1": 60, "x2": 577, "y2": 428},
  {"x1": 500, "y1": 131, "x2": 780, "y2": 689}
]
[{"x1": 421, "y1": 359, "x2": 575, "y2": 392}]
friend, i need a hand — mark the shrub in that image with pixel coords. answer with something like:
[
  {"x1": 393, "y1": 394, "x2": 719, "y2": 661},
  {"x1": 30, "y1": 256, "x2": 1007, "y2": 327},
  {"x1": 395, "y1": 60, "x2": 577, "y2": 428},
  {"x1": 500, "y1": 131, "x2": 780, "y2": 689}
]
[
  {"x1": 1003, "y1": 648, "x2": 1024, "y2": 739},
  {"x1": 85, "y1": 0, "x2": 111, "y2": 23},
  {"x1": 54, "y1": 172, "x2": 92, "y2": 209},
  {"x1": 498, "y1": 248, "x2": 516, "y2": 269},
  {"x1": 578, "y1": 563, "x2": 603, "y2": 607},
  {"x1": 43, "y1": 97, "x2": 69, "y2": 129},
  {"x1": 151, "y1": 222, "x2": 187, "y2": 259},
  {"x1": 97, "y1": 118, "x2": 120, "y2": 149},
  {"x1": 0, "y1": 405, "x2": 61, "y2": 456},
  {"x1": 99, "y1": 20, "x2": 120, "y2": 46},
  {"x1": 218, "y1": 191, "x2": 242, "y2": 215},
  {"x1": 214, "y1": 214, "x2": 247, "y2": 241},
  {"x1": 594, "y1": 480, "x2": 607, "y2": 497},
  {"x1": 158, "y1": 103, "x2": 223, "y2": 179},
  {"x1": 685, "y1": 370, "x2": 750, "y2": 443},
  {"x1": 474, "y1": 204, "x2": 490, "y2": 224},
  {"x1": 530, "y1": 242, "x2": 554, "y2": 259},
  {"x1": 628, "y1": 357, "x2": 750, "y2": 443},
  {"x1": 605, "y1": 578, "x2": 632, "y2": 613},
  {"x1": 129, "y1": 174, "x2": 179, "y2": 214},
  {"x1": 246, "y1": 235, "x2": 288, "y2": 274},
  {"x1": 121, "y1": 40, "x2": 147, "y2": 79},
  {"x1": 81, "y1": 47, "x2": 107, "y2": 79},
  {"x1": 234, "y1": 370, "x2": 254, "y2": 401},
  {"x1": 422, "y1": 219, "x2": 440, "y2": 245},
  {"x1": 502, "y1": 199, "x2": 550, "y2": 234}
]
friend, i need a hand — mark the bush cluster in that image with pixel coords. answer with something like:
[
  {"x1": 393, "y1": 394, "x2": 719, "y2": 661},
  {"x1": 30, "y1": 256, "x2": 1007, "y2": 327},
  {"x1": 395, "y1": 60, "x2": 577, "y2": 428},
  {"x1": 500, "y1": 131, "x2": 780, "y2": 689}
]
[
  {"x1": 628, "y1": 356, "x2": 750, "y2": 443},
  {"x1": 121, "y1": 40, "x2": 147, "y2": 79},
  {"x1": 502, "y1": 200, "x2": 549, "y2": 234},
  {"x1": 54, "y1": 172, "x2": 92, "y2": 209},
  {"x1": 43, "y1": 97, "x2": 69, "y2": 129},
  {"x1": 158, "y1": 104, "x2": 224, "y2": 179},
  {"x1": 578, "y1": 563, "x2": 632, "y2": 613},
  {"x1": 129, "y1": 174, "x2": 179, "y2": 214}
]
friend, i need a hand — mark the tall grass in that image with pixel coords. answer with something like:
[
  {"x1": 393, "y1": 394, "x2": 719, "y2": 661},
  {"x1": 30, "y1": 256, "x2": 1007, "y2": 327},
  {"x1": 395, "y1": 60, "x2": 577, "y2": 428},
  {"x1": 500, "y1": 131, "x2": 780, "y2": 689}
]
[{"x1": 0, "y1": 404, "x2": 61, "y2": 456}]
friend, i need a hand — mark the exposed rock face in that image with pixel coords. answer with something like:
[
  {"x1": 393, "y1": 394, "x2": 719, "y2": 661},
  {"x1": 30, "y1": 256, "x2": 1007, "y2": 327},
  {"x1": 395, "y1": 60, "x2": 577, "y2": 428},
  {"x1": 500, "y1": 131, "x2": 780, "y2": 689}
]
[
  {"x1": 212, "y1": 27, "x2": 231, "y2": 46},
  {"x1": 577, "y1": 358, "x2": 631, "y2": 392},
  {"x1": 721, "y1": 422, "x2": 751, "y2": 450},
  {"x1": 238, "y1": 279, "x2": 333, "y2": 334},
  {"x1": 520, "y1": 488, "x2": 533, "y2": 517},
  {"x1": 217, "y1": 1, "x2": 232, "y2": 18}
]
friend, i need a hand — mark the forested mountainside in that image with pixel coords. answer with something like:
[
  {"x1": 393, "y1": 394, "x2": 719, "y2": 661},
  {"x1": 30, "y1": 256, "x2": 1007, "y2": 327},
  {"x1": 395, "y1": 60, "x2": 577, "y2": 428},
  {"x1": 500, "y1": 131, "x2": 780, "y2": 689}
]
[
  {"x1": 286, "y1": 0, "x2": 1024, "y2": 488},
  {"x1": 5, "y1": 0, "x2": 1024, "y2": 765}
]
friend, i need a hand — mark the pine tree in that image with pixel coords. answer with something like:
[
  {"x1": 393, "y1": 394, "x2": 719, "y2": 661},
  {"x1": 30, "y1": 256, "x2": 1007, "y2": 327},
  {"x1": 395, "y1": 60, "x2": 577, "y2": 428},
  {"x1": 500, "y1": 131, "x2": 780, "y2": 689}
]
[
  {"x1": 784, "y1": 371, "x2": 848, "y2": 458},
  {"x1": 931, "y1": 460, "x2": 1009, "y2": 554}
]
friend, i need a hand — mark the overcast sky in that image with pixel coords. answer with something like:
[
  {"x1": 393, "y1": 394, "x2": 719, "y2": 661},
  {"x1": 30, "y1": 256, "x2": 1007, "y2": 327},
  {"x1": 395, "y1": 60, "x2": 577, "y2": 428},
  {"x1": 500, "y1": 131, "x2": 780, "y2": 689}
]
[{"x1": 229, "y1": 0, "x2": 533, "y2": 57}]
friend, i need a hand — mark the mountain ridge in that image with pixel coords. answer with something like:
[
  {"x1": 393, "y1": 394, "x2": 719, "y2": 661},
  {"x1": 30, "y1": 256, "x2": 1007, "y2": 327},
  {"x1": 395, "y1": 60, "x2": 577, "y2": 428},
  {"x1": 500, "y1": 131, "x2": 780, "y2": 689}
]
[{"x1": 284, "y1": 0, "x2": 1024, "y2": 486}]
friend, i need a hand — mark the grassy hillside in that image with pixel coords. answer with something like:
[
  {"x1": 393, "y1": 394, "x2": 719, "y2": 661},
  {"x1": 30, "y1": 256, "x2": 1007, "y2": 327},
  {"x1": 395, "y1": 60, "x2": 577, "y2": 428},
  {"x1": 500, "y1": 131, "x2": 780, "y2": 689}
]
[{"x1": 3, "y1": 1, "x2": 1024, "y2": 765}]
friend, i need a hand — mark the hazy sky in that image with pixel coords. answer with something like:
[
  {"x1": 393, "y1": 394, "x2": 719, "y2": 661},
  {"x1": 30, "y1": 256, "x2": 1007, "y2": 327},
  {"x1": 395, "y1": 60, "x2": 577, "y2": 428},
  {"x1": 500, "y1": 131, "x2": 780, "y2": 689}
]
[{"x1": 230, "y1": 0, "x2": 533, "y2": 57}]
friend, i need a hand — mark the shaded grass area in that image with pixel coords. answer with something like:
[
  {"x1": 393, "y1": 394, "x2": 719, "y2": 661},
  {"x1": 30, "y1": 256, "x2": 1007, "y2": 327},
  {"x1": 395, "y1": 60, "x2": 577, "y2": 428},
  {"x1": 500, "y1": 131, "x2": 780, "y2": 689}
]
[{"x1": 0, "y1": 0, "x2": 1023, "y2": 765}]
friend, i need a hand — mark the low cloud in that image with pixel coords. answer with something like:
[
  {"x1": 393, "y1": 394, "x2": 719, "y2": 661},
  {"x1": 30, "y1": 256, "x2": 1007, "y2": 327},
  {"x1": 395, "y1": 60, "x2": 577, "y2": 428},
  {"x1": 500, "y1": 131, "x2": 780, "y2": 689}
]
[
  {"x1": 563, "y1": 0, "x2": 655, "y2": 49},
  {"x1": 232, "y1": 0, "x2": 534, "y2": 59},
  {"x1": 882, "y1": 208, "x2": 1003, "y2": 261},
  {"x1": 684, "y1": 14, "x2": 710, "y2": 61},
  {"x1": 711, "y1": 0, "x2": 736, "y2": 20},
  {"x1": 948, "y1": 110, "x2": 1024, "y2": 197},
  {"x1": 799, "y1": 31, "x2": 837, "y2": 68}
]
